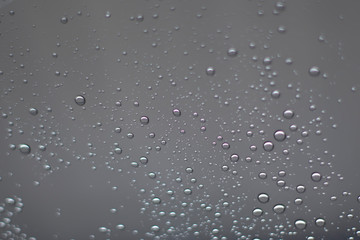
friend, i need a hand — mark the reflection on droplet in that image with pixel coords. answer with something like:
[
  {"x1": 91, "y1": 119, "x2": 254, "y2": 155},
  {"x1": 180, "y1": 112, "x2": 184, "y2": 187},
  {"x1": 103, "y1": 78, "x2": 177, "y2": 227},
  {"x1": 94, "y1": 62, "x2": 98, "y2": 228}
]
[
  {"x1": 294, "y1": 219, "x2": 307, "y2": 230},
  {"x1": 18, "y1": 144, "x2": 31, "y2": 154},
  {"x1": 75, "y1": 95, "x2": 86, "y2": 106},
  {"x1": 257, "y1": 193, "x2": 270, "y2": 203}
]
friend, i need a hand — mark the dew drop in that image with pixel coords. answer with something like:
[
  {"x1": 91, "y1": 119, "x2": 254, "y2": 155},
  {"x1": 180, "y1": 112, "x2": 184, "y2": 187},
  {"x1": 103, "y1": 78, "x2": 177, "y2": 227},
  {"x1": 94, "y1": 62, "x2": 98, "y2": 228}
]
[
  {"x1": 29, "y1": 107, "x2": 38, "y2": 115},
  {"x1": 283, "y1": 109, "x2": 294, "y2": 119},
  {"x1": 227, "y1": 48, "x2": 238, "y2": 57},
  {"x1": 271, "y1": 90, "x2": 281, "y2": 99},
  {"x1": 296, "y1": 185, "x2": 306, "y2": 193},
  {"x1": 309, "y1": 66, "x2": 321, "y2": 77},
  {"x1": 206, "y1": 66, "x2": 215, "y2": 76},
  {"x1": 252, "y1": 208, "x2": 263, "y2": 217},
  {"x1": 230, "y1": 154, "x2": 239, "y2": 162},
  {"x1": 139, "y1": 156, "x2": 148, "y2": 164},
  {"x1": 184, "y1": 188, "x2": 192, "y2": 195},
  {"x1": 273, "y1": 204, "x2": 286, "y2": 213},
  {"x1": 315, "y1": 218, "x2": 325, "y2": 227},
  {"x1": 311, "y1": 172, "x2": 322, "y2": 182},
  {"x1": 172, "y1": 108, "x2": 181, "y2": 117},
  {"x1": 140, "y1": 116, "x2": 149, "y2": 125}
]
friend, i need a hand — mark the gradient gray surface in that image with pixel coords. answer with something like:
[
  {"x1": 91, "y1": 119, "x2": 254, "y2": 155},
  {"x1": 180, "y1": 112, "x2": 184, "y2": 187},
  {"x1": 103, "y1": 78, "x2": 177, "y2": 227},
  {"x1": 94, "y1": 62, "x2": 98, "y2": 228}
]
[{"x1": 0, "y1": 0, "x2": 360, "y2": 239}]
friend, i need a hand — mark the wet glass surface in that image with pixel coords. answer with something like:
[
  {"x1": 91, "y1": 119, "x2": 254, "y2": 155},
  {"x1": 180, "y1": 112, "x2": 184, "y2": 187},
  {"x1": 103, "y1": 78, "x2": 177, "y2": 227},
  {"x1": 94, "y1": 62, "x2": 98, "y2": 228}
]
[{"x1": 1, "y1": 0, "x2": 360, "y2": 239}]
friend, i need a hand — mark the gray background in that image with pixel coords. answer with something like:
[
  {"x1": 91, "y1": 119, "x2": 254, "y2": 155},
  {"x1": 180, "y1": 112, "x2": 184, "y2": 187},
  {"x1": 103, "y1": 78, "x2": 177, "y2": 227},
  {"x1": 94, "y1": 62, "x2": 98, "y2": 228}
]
[{"x1": 0, "y1": 0, "x2": 360, "y2": 239}]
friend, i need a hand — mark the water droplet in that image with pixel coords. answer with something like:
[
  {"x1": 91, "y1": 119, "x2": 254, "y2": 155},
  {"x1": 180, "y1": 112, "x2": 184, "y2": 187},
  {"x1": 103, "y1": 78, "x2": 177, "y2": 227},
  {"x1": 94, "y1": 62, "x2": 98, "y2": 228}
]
[
  {"x1": 206, "y1": 66, "x2": 215, "y2": 76},
  {"x1": 29, "y1": 107, "x2": 38, "y2": 115},
  {"x1": 140, "y1": 116, "x2": 149, "y2": 125},
  {"x1": 222, "y1": 142, "x2": 230, "y2": 150},
  {"x1": 309, "y1": 66, "x2": 320, "y2": 77},
  {"x1": 227, "y1": 48, "x2": 238, "y2": 57},
  {"x1": 152, "y1": 197, "x2": 161, "y2": 204},
  {"x1": 274, "y1": 130, "x2": 286, "y2": 141},
  {"x1": 75, "y1": 95, "x2": 86, "y2": 106},
  {"x1": 294, "y1": 198, "x2": 303, "y2": 205},
  {"x1": 271, "y1": 90, "x2": 281, "y2": 99},
  {"x1": 185, "y1": 167, "x2": 193, "y2": 173},
  {"x1": 172, "y1": 108, "x2": 181, "y2": 117},
  {"x1": 315, "y1": 218, "x2": 325, "y2": 227},
  {"x1": 283, "y1": 109, "x2": 294, "y2": 119},
  {"x1": 105, "y1": 11, "x2": 111, "y2": 18},
  {"x1": 257, "y1": 193, "x2": 270, "y2": 203},
  {"x1": 151, "y1": 225, "x2": 160, "y2": 232},
  {"x1": 252, "y1": 208, "x2": 263, "y2": 217},
  {"x1": 263, "y1": 141, "x2": 274, "y2": 151},
  {"x1": 116, "y1": 224, "x2": 125, "y2": 230},
  {"x1": 114, "y1": 148, "x2": 122, "y2": 154},
  {"x1": 294, "y1": 219, "x2": 307, "y2": 230},
  {"x1": 273, "y1": 204, "x2": 286, "y2": 213},
  {"x1": 139, "y1": 156, "x2": 148, "y2": 164},
  {"x1": 60, "y1": 17, "x2": 68, "y2": 24},
  {"x1": 184, "y1": 188, "x2": 192, "y2": 195},
  {"x1": 5, "y1": 198, "x2": 15, "y2": 205},
  {"x1": 18, "y1": 144, "x2": 31, "y2": 154},
  {"x1": 296, "y1": 185, "x2": 306, "y2": 193},
  {"x1": 230, "y1": 154, "x2": 239, "y2": 162},
  {"x1": 311, "y1": 172, "x2": 322, "y2": 182},
  {"x1": 148, "y1": 172, "x2": 156, "y2": 179},
  {"x1": 259, "y1": 172, "x2": 267, "y2": 179}
]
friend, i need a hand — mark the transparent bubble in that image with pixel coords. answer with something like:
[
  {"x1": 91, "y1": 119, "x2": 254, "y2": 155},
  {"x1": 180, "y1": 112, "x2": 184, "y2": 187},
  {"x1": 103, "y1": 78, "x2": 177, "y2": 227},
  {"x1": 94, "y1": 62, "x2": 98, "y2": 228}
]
[
  {"x1": 252, "y1": 208, "x2": 263, "y2": 217},
  {"x1": 294, "y1": 219, "x2": 307, "y2": 230},
  {"x1": 140, "y1": 116, "x2": 149, "y2": 125},
  {"x1": 311, "y1": 172, "x2": 322, "y2": 182},
  {"x1": 206, "y1": 66, "x2": 215, "y2": 76},
  {"x1": 227, "y1": 48, "x2": 238, "y2": 57},
  {"x1": 315, "y1": 218, "x2": 325, "y2": 227},
  {"x1": 309, "y1": 66, "x2": 320, "y2": 77},
  {"x1": 257, "y1": 193, "x2": 270, "y2": 203},
  {"x1": 75, "y1": 95, "x2": 86, "y2": 106},
  {"x1": 283, "y1": 109, "x2": 294, "y2": 119},
  {"x1": 263, "y1": 141, "x2": 274, "y2": 151},
  {"x1": 230, "y1": 154, "x2": 239, "y2": 162},
  {"x1": 18, "y1": 143, "x2": 31, "y2": 154},
  {"x1": 274, "y1": 130, "x2": 286, "y2": 141},
  {"x1": 172, "y1": 108, "x2": 181, "y2": 117},
  {"x1": 273, "y1": 204, "x2": 285, "y2": 213}
]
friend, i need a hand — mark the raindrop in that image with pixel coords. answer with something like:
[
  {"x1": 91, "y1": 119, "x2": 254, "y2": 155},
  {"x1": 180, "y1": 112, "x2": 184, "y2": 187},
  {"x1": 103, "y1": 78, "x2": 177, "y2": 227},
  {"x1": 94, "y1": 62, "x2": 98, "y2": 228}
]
[
  {"x1": 18, "y1": 144, "x2": 31, "y2": 154},
  {"x1": 75, "y1": 95, "x2": 86, "y2": 106},
  {"x1": 274, "y1": 130, "x2": 286, "y2": 141},
  {"x1": 315, "y1": 218, "x2": 325, "y2": 227},
  {"x1": 230, "y1": 154, "x2": 239, "y2": 162},
  {"x1": 309, "y1": 66, "x2": 320, "y2": 77},
  {"x1": 273, "y1": 204, "x2": 286, "y2": 213},
  {"x1": 311, "y1": 172, "x2": 322, "y2": 182},
  {"x1": 252, "y1": 208, "x2": 263, "y2": 217},
  {"x1": 263, "y1": 141, "x2": 274, "y2": 151},
  {"x1": 60, "y1": 17, "x2": 68, "y2": 24},
  {"x1": 206, "y1": 66, "x2": 215, "y2": 76},
  {"x1": 227, "y1": 48, "x2": 238, "y2": 57},
  {"x1": 140, "y1": 116, "x2": 149, "y2": 125},
  {"x1": 294, "y1": 219, "x2": 307, "y2": 230},
  {"x1": 283, "y1": 109, "x2": 294, "y2": 119},
  {"x1": 257, "y1": 193, "x2": 270, "y2": 203},
  {"x1": 172, "y1": 108, "x2": 181, "y2": 117},
  {"x1": 29, "y1": 107, "x2": 38, "y2": 115}
]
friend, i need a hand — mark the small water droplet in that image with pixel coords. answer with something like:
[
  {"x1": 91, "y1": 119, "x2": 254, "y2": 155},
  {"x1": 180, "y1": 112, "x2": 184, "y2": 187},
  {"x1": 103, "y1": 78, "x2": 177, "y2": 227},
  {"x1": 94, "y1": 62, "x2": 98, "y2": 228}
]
[
  {"x1": 273, "y1": 204, "x2": 286, "y2": 213},
  {"x1": 309, "y1": 66, "x2": 321, "y2": 77},
  {"x1": 315, "y1": 218, "x2": 325, "y2": 227},
  {"x1": 18, "y1": 144, "x2": 31, "y2": 154},
  {"x1": 184, "y1": 188, "x2": 192, "y2": 195},
  {"x1": 139, "y1": 156, "x2": 148, "y2": 164},
  {"x1": 230, "y1": 154, "x2": 239, "y2": 162},
  {"x1": 140, "y1": 116, "x2": 149, "y2": 125},
  {"x1": 271, "y1": 90, "x2": 281, "y2": 99},
  {"x1": 311, "y1": 172, "x2": 322, "y2": 182},
  {"x1": 60, "y1": 17, "x2": 68, "y2": 24},
  {"x1": 172, "y1": 108, "x2": 181, "y2": 116},
  {"x1": 274, "y1": 130, "x2": 286, "y2": 141},
  {"x1": 296, "y1": 185, "x2": 306, "y2": 193},
  {"x1": 252, "y1": 208, "x2": 263, "y2": 217},
  {"x1": 227, "y1": 48, "x2": 238, "y2": 57},
  {"x1": 257, "y1": 193, "x2": 270, "y2": 203},
  {"x1": 283, "y1": 109, "x2": 294, "y2": 119},
  {"x1": 29, "y1": 107, "x2": 38, "y2": 116},
  {"x1": 206, "y1": 66, "x2": 215, "y2": 76}
]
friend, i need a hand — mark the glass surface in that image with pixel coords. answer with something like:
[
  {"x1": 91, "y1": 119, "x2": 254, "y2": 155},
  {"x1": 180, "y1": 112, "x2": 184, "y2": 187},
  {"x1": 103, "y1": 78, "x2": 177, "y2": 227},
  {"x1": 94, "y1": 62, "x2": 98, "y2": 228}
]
[{"x1": 0, "y1": 0, "x2": 360, "y2": 239}]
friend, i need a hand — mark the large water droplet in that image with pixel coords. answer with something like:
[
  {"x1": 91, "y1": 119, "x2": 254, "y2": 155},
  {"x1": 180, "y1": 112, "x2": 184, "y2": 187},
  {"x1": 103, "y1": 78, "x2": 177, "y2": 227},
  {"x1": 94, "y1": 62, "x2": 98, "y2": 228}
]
[
  {"x1": 315, "y1": 218, "x2": 325, "y2": 227},
  {"x1": 252, "y1": 208, "x2": 263, "y2": 217},
  {"x1": 311, "y1": 172, "x2": 322, "y2": 182},
  {"x1": 263, "y1": 141, "x2": 274, "y2": 151},
  {"x1": 140, "y1": 116, "x2": 149, "y2": 125},
  {"x1": 257, "y1": 193, "x2": 270, "y2": 203},
  {"x1": 294, "y1": 219, "x2": 307, "y2": 230},
  {"x1": 283, "y1": 109, "x2": 294, "y2": 119},
  {"x1": 274, "y1": 130, "x2": 286, "y2": 141},
  {"x1": 273, "y1": 204, "x2": 286, "y2": 213},
  {"x1": 18, "y1": 144, "x2": 31, "y2": 154},
  {"x1": 75, "y1": 95, "x2": 86, "y2": 106},
  {"x1": 230, "y1": 154, "x2": 239, "y2": 162}
]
